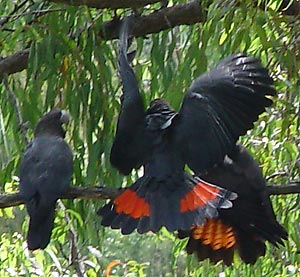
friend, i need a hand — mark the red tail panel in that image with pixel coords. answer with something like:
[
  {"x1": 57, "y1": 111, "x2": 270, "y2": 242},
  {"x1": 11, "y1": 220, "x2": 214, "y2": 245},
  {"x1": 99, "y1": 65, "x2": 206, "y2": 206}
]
[
  {"x1": 114, "y1": 189, "x2": 150, "y2": 218},
  {"x1": 180, "y1": 180, "x2": 220, "y2": 212},
  {"x1": 100, "y1": 176, "x2": 236, "y2": 234},
  {"x1": 192, "y1": 219, "x2": 236, "y2": 250}
]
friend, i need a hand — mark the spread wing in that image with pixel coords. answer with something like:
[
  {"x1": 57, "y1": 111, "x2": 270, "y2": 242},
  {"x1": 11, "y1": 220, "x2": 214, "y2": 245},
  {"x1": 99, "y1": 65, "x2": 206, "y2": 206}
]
[
  {"x1": 110, "y1": 17, "x2": 147, "y2": 175},
  {"x1": 174, "y1": 54, "x2": 276, "y2": 173}
]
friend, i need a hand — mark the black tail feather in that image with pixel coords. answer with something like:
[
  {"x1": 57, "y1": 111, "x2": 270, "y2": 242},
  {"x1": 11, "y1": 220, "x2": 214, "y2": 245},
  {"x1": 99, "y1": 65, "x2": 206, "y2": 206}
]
[
  {"x1": 98, "y1": 175, "x2": 236, "y2": 234},
  {"x1": 237, "y1": 232, "x2": 266, "y2": 264},
  {"x1": 26, "y1": 200, "x2": 56, "y2": 250}
]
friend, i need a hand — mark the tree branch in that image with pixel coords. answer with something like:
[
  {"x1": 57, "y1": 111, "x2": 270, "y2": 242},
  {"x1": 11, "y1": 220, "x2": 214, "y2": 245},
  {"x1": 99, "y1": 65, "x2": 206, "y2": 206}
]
[
  {"x1": 0, "y1": 186, "x2": 119, "y2": 209},
  {"x1": 2, "y1": 0, "x2": 299, "y2": 77},
  {"x1": 0, "y1": 1, "x2": 202, "y2": 77},
  {"x1": 48, "y1": 0, "x2": 300, "y2": 16},
  {"x1": 99, "y1": 1, "x2": 203, "y2": 40},
  {"x1": 0, "y1": 0, "x2": 30, "y2": 27},
  {"x1": 267, "y1": 182, "x2": 300, "y2": 195},
  {"x1": 49, "y1": 0, "x2": 160, "y2": 9},
  {"x1": 1, "y1": 183, "x2": 299, "y2": 209},
  {"x1": 0, "y1": 49, "x2": 30, "y2": 78}
]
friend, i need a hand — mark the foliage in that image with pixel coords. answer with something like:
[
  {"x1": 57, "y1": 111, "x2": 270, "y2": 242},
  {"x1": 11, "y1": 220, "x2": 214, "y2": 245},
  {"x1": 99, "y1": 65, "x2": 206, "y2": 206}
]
[{"x1": 0, "y1": 0, "x2": 299, "y2": 276}]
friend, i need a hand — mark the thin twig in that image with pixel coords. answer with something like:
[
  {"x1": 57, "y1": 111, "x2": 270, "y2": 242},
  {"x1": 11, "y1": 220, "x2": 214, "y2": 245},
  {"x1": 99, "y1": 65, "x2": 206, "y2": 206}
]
[
  {"x1": 58, "y1": 201, "x2": 86, "y2": 277},
  {"x1": 2, "y1": 74, "x2": 29, "y2": 145},
  {"x1": 0, "y1": 0, "x2": 30, "y2": 27},
  {"x1": 266, "y1": 171, "x2": 288, "y2": 181},
  {"x1": 99, "y1": 1, "x2": 204, "y2": 40},
  {"x1": 3, "y1": 8, "x2": 66, "y2": 22}
]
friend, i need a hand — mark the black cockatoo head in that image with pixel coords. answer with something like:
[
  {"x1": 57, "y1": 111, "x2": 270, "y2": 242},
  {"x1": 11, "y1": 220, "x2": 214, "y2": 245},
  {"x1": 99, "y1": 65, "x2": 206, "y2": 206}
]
[
  {"x1": 148, "y1": 99, "x2": 172, "y2": 113},
  {"x1": 34, "y1": 109, "x2": 70, "y2": 138}
]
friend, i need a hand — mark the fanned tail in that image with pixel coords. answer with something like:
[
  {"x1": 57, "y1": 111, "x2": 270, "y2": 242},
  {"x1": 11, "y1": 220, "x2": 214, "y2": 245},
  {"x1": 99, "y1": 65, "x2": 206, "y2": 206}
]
[
  {"x1": 177, "y1": 145, "x2": 288, "y2": 265},
  {"x1": 98, "y1": 175, "x2": 237, "y2": 234},
  {"x1": 178, "y1": 219, "x2": 236, "y2": 265},
  {"x1": 178, "y1": 218, "x2": 270, "y2": 265}
]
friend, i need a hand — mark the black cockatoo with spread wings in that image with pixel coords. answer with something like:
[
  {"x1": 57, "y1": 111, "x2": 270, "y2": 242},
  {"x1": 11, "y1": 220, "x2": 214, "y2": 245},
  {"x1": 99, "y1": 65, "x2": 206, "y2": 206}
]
[
  {"x1": 19, "y1": 109, "x2": 73, "y2": 250},
  {"x1": 98, "y1": 18, "x2": 276, "y2": 235},
  {"x1": 178, "y1": 144, "x2": 287, "y2": 265}
]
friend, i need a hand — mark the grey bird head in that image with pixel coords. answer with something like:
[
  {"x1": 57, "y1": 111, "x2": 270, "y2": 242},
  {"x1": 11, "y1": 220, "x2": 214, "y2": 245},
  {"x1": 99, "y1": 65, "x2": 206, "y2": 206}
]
[{"x1": 34, "y1": 109, "x2": 70, "y2": 138}]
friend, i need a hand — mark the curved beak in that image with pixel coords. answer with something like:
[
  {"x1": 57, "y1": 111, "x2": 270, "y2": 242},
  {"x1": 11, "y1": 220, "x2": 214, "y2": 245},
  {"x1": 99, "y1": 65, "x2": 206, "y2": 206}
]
[{"x1": 60, "y1": 110, "x2": 70, "y2": 124}]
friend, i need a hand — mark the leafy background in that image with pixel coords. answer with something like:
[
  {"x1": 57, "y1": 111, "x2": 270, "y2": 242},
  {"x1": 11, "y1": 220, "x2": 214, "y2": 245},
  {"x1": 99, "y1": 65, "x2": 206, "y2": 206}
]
[{"x1": 0, "y1": 0, "x2": 299, "y2": 276}]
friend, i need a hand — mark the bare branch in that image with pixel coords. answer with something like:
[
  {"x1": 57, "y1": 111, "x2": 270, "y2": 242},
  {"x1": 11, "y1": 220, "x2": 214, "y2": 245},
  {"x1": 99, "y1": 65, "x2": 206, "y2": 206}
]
[
  {"x1": 47, "y1": 0, "x2": 300, "y2": 16},
  {"x1": 267, "y1": 182, "x2": 300, "y2": 195},
  {"x1": 0, "y1": 192, "x2": 23, "y2": 208},
  {"x1": 3, "y1": 8, "x2": 66, "y2": 21},
  {"x1": 99, "y1": 1, "x2": 203, "y2": 40},
  {"x1": 58, "y1": 201, "x2": 86, "y2": 277},
  {"x1": 48, "y1": 0, "x2": 160, "y2": 9},
  {"x1": 0, "y1": 186, "x2": 119, "y2": 209},
  {"x1": 0, "y1": 49, "x2": 29, "y2": 77},
  {"x1": 1, "y1": 183, "x2": 299, "y2": 210}
]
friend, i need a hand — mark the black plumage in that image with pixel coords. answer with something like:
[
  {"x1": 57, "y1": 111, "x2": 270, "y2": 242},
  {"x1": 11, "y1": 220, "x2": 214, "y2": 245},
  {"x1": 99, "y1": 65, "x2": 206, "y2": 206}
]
[
  {"x1": 178, "y1": 144, "x2": 288, "y2": 265},
  {"x1": 19, "y1": 109, "x2": 73, "y2": 250},
  {"x1": 98, "y1": 18, "x2": 276, "y2": 235}
]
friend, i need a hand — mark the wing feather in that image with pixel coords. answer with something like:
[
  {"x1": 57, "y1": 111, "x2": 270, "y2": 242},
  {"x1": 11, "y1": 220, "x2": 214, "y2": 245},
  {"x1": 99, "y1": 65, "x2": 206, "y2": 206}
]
[
  {"x1": 110, "y1": 17, "x2": 147, "y2": 175},
  {"x1": 174, "y1": 53, "x2": 276, "y2": 173}
]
